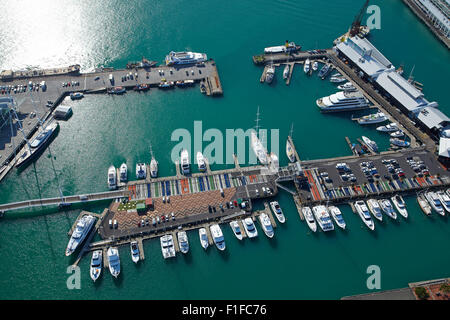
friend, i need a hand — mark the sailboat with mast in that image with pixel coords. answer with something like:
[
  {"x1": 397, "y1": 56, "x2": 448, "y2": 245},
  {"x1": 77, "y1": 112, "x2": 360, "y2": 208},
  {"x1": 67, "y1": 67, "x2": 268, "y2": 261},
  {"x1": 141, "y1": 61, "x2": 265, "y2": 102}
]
[
  {"x1": 251, "y1": 107, "x2": 269, "y2": 165},
  {"x1": 149, "y1": 143, "x2": 158, "y2": 178},
  {"x1": 286, "y1": 123, "x2": 296, "y2": 163}
]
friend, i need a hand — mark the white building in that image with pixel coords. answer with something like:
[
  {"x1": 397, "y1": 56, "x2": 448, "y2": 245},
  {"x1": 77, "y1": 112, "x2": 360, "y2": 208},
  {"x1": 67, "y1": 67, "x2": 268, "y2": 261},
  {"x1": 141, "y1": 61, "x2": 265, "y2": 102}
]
[{"x1": 415, "y1": 0, "x2": 450, "y2": 38}]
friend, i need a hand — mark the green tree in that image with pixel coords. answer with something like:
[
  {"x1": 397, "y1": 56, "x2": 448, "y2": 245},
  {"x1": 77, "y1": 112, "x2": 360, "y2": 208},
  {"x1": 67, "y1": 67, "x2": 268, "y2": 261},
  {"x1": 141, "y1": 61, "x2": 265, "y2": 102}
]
[
  {"x1": 440, "y1": 283, "x2": 450, "y2": 294},
  {"x1": 415, "y1": 287, "x2": 429, "y2": 300}
]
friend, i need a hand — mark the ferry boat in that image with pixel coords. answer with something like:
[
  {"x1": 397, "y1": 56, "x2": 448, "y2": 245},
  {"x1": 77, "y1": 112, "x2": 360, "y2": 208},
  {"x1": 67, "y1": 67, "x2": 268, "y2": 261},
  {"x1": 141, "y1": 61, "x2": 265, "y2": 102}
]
[
  {"x1": 130, "y1": 241, "x2": 140, "y2": 263},
  {"x1": 165, "y1": 51, "x2": 207, "y2": 66},
  {"x1": 108, "y1": 165, "x2": 117, "y2": 190},
  {"x1": 65, "y1": 214, "x2": 96, "y2": 256},
  {"x1": 354, "y1": 200, "x2": 375, "y2": 231},
  {"x1": 229, "y1": 221, "x2": 243, "y2": 240},
  {"x1": 198, "y1": 228, "x2": 209, "y2": 250},
  {"x1": 391, "y1": 195, "x2": 408, "y2": 218},
  {"x1": 150, "y1": 157, "x2": 158, "y2": 178},
  {"x1": 242, "y1": 217, "x2": 258, "y2": 238},
  {"x1": 425, "y1": 192, "x2": 445, "y2": 216},
  {"x1": 436, "y1": 191, "x2": 450, "y2": 213},
  {"x1": 90, "y1": 250, "x2": 102, "y2": 282},
  {"x1": 258, "y1": 213, "x2": 274, "y2": 238},
  {"x1": 265, "y1": 65, "x2": 275, "y2": 84},
  {"x1": 107, "y1": 247, "x2": 120, "y2": 278},
  {"x1": 390, "y1": 130, "x2": 405, "y2": 138},
  {"x1": 362, "y1": 136, "x2": 378, "y2": 153},
  {"x1": 328, "y1": 206, "x2": 346, "y2": 230},
  {"x1": 136, "y1": 163, "x2": 147, "y2": 179},
  {"x1": 286, "y1": 138, "x2": 296, "y2": 163},
  {"x1": 15, "y1": 121, "x2": 60, "y2": 168},
  {"x1": 160, "y1": 234, "x2": 176, "y2": 259},
  {"x1": 251, "y1": 131, "x2": 269, "y2": 165},
  {"x1": 210, "y1": 224, "x2": 226, "y2": 251},
  {"x1": 283, "y1": 64, "x2": 290, "y2": 80},
  {"x1": 316, "y1": 91, "x2": 369, "y2": 112},
  {"x1": 107, "y1": 86, "x2": 126, "y2": 95},
  {"x1": 378, "y1": 199, "x2": 397, "y2": 220},
  {"x1": 376, "y1": 123, "x2": 398, "y2": 132},
  {"x1": 70, "y1": 92, "x2": 84, "y2": 100},
  {"x1": 390, "y1": 138, "x2": 410, "y2": 148},
  {"x1": 197, "y1": 151, "x2": 207, "y2": 172},
  {"x1": 177, "y1": 231, "x2": 189, "y2": 254},
  {"x1": 366, "y1": 199, "x2": 383, "y2": 222},
  {"x1": 312, "y1": 61, "x2": 318, "y2": 71},
  {"x1": 264, "y1": 41, "x2": 301, "y2": 54},
  {"x1": 270, "y1": 201, "x2": 286, "y2": 224},
  {"x1": 318, "y1": 63, "x2": 331, "y2": 79},
  {"x1": 119, "y1": 163, "x2": 127, "y2": 182},
  {"x1": 180, "y1": 149, "x2": 190, "y2": 175},
  {"x1": 303, "y1": 58, "x2": 311, "y2": 74},
  {"x1": 417, "y1": 194, "x2": 432, "y2": 216},
  {"x1": 357, "y1": 112, "x2": 387, "y2": 125},
  {"x1": 312, "y1": 205, "x2": 334, "y2": 232},
  {"x1": 337, "y1": 82, "x2": 356, "y2": 92},
  {"x1": 301, "y1": 206, "x2": 317, "y2": 232}
]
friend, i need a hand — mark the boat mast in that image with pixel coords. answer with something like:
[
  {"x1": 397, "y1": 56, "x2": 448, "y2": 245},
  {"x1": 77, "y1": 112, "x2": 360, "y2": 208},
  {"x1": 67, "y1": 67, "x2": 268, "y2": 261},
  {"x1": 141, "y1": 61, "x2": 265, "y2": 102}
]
[
  {"x1": 289, "y1": 123, "x2": 294, "y2": 138},
  {"x1": 149, "y1": 143, "x2": 155, "y2": 160},
  {"x1": 254, "y1": 106, "x2": 261, "y2": 137}
]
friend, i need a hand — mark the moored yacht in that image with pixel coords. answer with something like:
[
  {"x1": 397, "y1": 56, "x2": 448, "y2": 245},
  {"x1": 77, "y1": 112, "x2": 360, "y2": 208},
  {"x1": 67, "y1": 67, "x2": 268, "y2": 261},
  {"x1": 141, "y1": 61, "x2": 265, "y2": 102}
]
[
  {"x1": 229, "y1": 220, "x2": 243, "y2": 240},
  {"x1": 119, "y1": 163, "x2": 127, "y2": 183},
  {"x1": 198, "y1": 228, "x2": 209, "y2": 250},
  {"x1": 367, "y1": 199, "x2": 383, "y2": 222},
  {"x1": 390, "y1": 130, "x2": 405, "y2": 138},
  {"x1": 378, "y1": 199, "x2": 397, "y2": 220},
  {"x1": 316, "y1": 91, "x2": 369, "y2": 112},
  {"x1": 177, "y1": 231, "x2": 189, "y2": 254},
  {"x1": 108, "y1": 165, "x2": 117, "y2": 190},
  {"x1": 270, "y1": 201, "x2": 286, "y2": 224},
  {"x1": 258, "y1": 213, "x2": 274, "y2": 238},
  {"x1": 160, "y1": 234, "x2": 176, "y2": 259},
  {"x1": 425, "y1": 192, "x2": 445, "y2": 216},
  {"x1": 354, "y1": 200, "x2": 375, "y2": 231},
  {"x1": 180, "y1": 149, "x2": 191, "y2": 175},
  {"x1": 312, "y1": 61, "x2": 318, "y2": 71},
  {"x1": 337, "y1": 82, "x2": 357, "y2": 92},
  {"x1": 377, "y1": 122, "x2": 399, "y2": 132},
  {"x1": 242, "y1": 217, "x2": 258, "y2": 238},
  {"x1": 130, "y1": 241, "x2": 140, "y2": 263},
  {"x1": 251, "y1": 131, "x2": 269, "y2": 165},
  {"x1": 210, "y1": 224, "x2": 226, "y2": 251},
  {"x1": 283, "y1": 64, "x2": 290, "y2": 80},
  {"x1": 303, "y1": 58, "x2": 311, "y2": 74},
  {"x1": 150, "y1": 157, "x2": 158, "y2": 178},
  {"x1": 312, "y1": 205, "x2": 334, "y2": 232},
  {"x1": 286, "y1": 138, "x2": 296, "y2": 163},
  {"x1": 301, "y1": 206, "x2": 317, "y2": 232},
  {"x1": 391, "y1": 195, "x2": 408, "y2": 218},
  {"x1": 265, "y1": 65, "x2": 275, "y2": 84},
  {"x1": 107, "y1": 247, "x2": 121, "y2": 278},
  {"x1": 436, "y1": 191, "x2": 450, "y2": 214},
  {"x1": 65, "y1": 214, "x2": 96, "y2": 256},
  {"x1": 362, "y1": 136, "x2": 378, "y2": 153},
  {"x1": 330, "y1": 75, "x2": 346, "y2": 83},
  {"x1": 357, "y1": 112, "x2": 388, "y2": 125},
  {"x1": 136, "y1": 163, "x2": 147, "y2": 179},
  {"x1": 197, "y1": 151, "x2": 207, "y2": 172},
  {"x1": 390, "y1": 138, "x2": 410, "y2": 148},
  {"x1": 328, "y1": 205, "x2": 346, "y2": 230},
  {"x1": 417, "y1": 194, "x2": 432, "y2": 216},
  {"x1": 90, "y1": 250, "x2": 102, "y2": 282},
  {"x1": 318, "y1": 63, "x2": 331, "y2": 79},
  {"x1": 165, "y1": 51, "x2": 207, "y2": 65}
]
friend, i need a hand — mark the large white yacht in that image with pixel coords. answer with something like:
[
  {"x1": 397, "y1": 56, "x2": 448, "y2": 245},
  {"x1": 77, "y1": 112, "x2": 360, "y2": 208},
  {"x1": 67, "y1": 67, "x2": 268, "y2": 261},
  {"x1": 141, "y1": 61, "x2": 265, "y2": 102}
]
[
  {"x1": 107, "y1": 247, "x2": 121, "y2": 278},
  {"x1": 242, "y1": 217, "x2": 258, "y2": 238},
  {"x1": 425, "y1": 192, "x2": 445, "y2": 216},
  {"x1": 150, "y1": 157, "x2": 158, "y2": 178},
  {"x1": 354, "y1": 200, "x2": 375, "y2": 231},
  {"x1": 376, "y1": 122, "x2": 399, "y2": 132},
  {"x1": 198, "y1": 228, "x2": 209, "y2": 250},
  {"x1": 197, "y1": 151, "x2": 207, "y2": 172},
  {"x1": 165, "y1": 51, "x2": 207, "y2": 65},
  {"x1": 312, "y1": 205, "x2": 334, "y2": 232},
  {"x1": 65, "y1": 215, "x2": 96, "y2": 256},
  {"x1": 160, "y1": 234, "x2": 176, "y2": 259},
  {"x1": 177, "y1": 231, "x2": 189, "y2": 254},
  {"x1": 357, "y1": 112, "x2": 388, "y2": 125},
  {"x1": 108, "y1": 165, "x2": 117, "y2": 190},
  {"x1": 136, "y1": 163, "x2": 147, "y2": 179},
  {"x1": 180, "y1": 149, "x2": 191, "y2": 175},
  {"x1": 366, "y1": 199, "x2": 383, "y2": 222},
  {"x1": 391, "y1": 195, "x2": 408, "y2": 219},
  {"x1": 270, "y1": 201, "x2": 286, "y2": 224},
  {"x1": 229, "y1": 221, "x2": 243, "y2": 241},
  {"x1": 119, "y1": 163, "x2": 127, "y2": 183},
  {"x1": 436, "y1": 191, "x2": 450, "y2": 214},
  {"x1": 328, "y1": 206, "x2": 346, "y2": 230},
  {"x1": 258, "y1": 213, "x2": 274, "y2": 238},
  {"x1": 417, "y1": 194, "x2": 432, "y2": 216},
  {"x1": 210, "y1": 224, "x2": 226, "y2": 251},
  {"x1": 90, "y1": 250, "x2": 102, "y2": 282},
  {"x1": 251, "y1": 131, "x2": 269, "y2": 165},
  {"x1": 316, "y1": 91, "x2": 369, "y2": 112},
  {"x1": 378, "y1": 199, "x2": 397, "y2": 220},
  {"x1": 301, "y1": 206, "x2": 317, "y2": 232}
]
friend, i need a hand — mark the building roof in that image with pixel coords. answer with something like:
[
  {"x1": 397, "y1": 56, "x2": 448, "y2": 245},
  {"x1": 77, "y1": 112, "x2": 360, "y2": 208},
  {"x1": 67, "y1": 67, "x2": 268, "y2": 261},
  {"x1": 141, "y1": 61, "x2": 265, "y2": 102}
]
[
  {"x1": 439, "y1": 137, "x2": 450, "y2": 158},
  {"x1": 418, "y1": 0, "x2": 450, "y2": 31},
  {"x1": 417, "y1": 106, "x2": 450, "y2": 130}
]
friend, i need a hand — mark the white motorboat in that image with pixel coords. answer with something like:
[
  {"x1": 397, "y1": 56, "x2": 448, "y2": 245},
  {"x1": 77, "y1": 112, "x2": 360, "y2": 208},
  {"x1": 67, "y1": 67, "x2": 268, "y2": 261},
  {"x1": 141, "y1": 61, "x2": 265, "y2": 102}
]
[
  {"x1": 328, "y1": 206, "x2": 346, "y2": 230},
  {"x1": 251, "y1": 131, "x2": 269, "y2": 165},
  {"x1": 337, "y1": 81, "x2": 357, "y2": 92},
  {"x1": 286, "y1": 138, "x2": 296, "y2": 163},
  {"x1": 108, "y1": 165, "x2": 117, "y2": 190},
  {"x1": 180, "y1": 149, "x2": 191, "y2": 175},
  {"x1": 177, "y1": 231, "x2": 189, "y2": 254},
  {"x1": 390, "y1": 130, "x2": 405, "y2": 138},
  {"x1": 90, "y1": 250, "x2": 102, "y2": 282},
  {"x1": 417, "y1": 194, "x2": 432, "y2": 216},
  {"x1": 312, "y1": 61, "x2": 318, "y2": 71},
  {"x1": 265, "y1": 65, "x2": 275, "y2": 84},
  {"x1": 425, "y1": 192, "x2": 445, "y2": 216},
  {"x1": 357, "y1": 112, "x2": 387, "y2": 125},
  {"x1": 229, "y1": 221, "x2": 243, "y2": 241},
  {"x1": 436, "y1": 191, "x2": 450, "y2": 214},
  {"x1": 270, "y1": 201, "x2": 286, "y2": 224},
  {"x1": 197, "y1": 151, "x2": 207, "y2": 172},
  {"x1": 210, "y1": 224, "x2": 226, "y2": 251},
  {"x1": 269, "y1": 152, "x2": 279, "y2": 172},
  {"x1": 316, "y1": 91, "x2": 369, "y2": 112},
  {"x1": 136, "y1": 163, "x2": 147, "y2": 179},
  {"x1": 107, "y1": 247, "x2": 121, "y2": 278},
  {"x1": 312, "y1": 205, "x2": 334, "y2": 232},
  {"x1": 198, "y1": 228, "x2": 209, "y2": 250},
  {"x1": 119, "y1": 163, "x2": 127, "y2": 182},
  {"x1": 354, "y1": 200, "x2": 375, "y2": 231},
  {"x1": 242, "y1": 217, "x2": 258, "y2": 238},
  {"x1": 378, "y1": 199, "x2": 397, "y2": 220},
  {"x1": 377, "y1": 122, "x2": 399, "y2": 132},
  {"x1": 65, "y1": 214, "x2": 96, "y2": 256},
  {"x1": 165, "y1": 51, "x2": 207, "y2": 65},
  {"x1": 130, "y1": 241, "x2": 140, "y2": 263},
  {"x1": 150, "y1": 157, "x2": 158, "y2": 178},
  {"x1": 390, "y1": 138, "x2": 410, "y2": 148},
  {"x1": 303, "y1": 58, "x2": 311, "y2": 74},
  {"x1": 362, "y1": 136, "x2": 378, "y2": 153},
  {"x1": 366, "y1": 199, "x2": 383, "y2": 222},
  {"x1": 283, "y1": 64, "x2": 290, "y2": 80},
  {"x1": 160, "y1": 234, "x2": 176, "y2": 259},
  {"x1": 301, "y1": 206, "x2": 317, "y2": 232},
  {"x1": 258, "y1": 213, "x2": 274, "y2": 238},
  {"x1": 391, "y1": 195, "x2": 408, "y2": 219},
  {"x1": 330, "y1": 76, "x2": 346, "y2": 83}
]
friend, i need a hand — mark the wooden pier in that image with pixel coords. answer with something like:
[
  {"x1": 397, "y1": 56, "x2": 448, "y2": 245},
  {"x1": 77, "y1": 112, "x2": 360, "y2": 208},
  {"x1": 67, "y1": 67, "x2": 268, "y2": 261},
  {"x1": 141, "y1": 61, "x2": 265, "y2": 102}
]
[{"x1": 137, "y1": 237, "x2": 145, "y2": 260}]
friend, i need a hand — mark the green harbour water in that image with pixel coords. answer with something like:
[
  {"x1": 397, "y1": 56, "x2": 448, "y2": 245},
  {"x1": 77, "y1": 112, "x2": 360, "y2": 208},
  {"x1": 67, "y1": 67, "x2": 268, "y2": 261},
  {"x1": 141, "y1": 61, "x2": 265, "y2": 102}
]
[{"x1": 0, "y1": 0, "x2": 449, "y2": 299}]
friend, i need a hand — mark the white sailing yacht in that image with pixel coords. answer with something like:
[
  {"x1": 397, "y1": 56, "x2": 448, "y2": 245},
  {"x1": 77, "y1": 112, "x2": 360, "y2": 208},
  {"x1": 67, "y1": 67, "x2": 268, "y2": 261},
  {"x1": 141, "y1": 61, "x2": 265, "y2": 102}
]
[
  {"x1": 150, "y1": 144, "x2": 158, "y2": 178},
  {"x1": 251, "y1": 107, "x2": 269, "y2": 165}
]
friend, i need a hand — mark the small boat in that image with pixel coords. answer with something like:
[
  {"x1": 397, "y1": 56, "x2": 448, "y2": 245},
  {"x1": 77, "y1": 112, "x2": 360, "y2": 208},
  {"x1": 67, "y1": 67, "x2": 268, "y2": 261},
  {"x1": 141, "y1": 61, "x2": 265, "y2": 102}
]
[
  {"x1": 251, "y1": 131, "x2": 269, "y2": 165},
  {"x1": 265, "y1": 65, "x2": 275, "y2": 84},
  {"x1": 108, "y1": 165, "x2": 117, "y2": 190},
  {"x1": 417, "y1": 194, "x2": 432, "y2": 216},
  {"x1": 436, "y1": 191, "x2": 450, "y2": 213},
  {"x1": 312, "y1": 205, "x2": 334, "y2": 232},
  {"x1": 318, "y1": 63, "x2": 331, "y2": 79},
  {"x1": 70, "y1": 92, "x2": 84, "y2": 100},
  {"x1": 176, "y1": 79, "x2": 195, "y2": 87},
  {"x1": 160, "y1": 234, "x2": 176, "y2": 259},
  {"x1": 133, "y1": 83, "x2": 150, "y2": 92},
  {"x1": 119, "y1": 163, "x2": 127, "y2": 182},
  {"x1": 180, "y1": 149, "x2": 190, "y2": 175},
  {"x1": 354, "y1": 200, "x2": 375, "y2": 231},
  {"x1": 210, "y1": 224, "x2": 226, "y2": 251},
  {"x1": 283, "y1": 64, "x2": 290, "y2": 80},
  {"x1": 270, "y1": 201, "x2": 286, "y2": 224},
  {"x1": 328, "y1": 206, "x2": 346, "y2": 229},
  {"x1": 425, "y1": 192, "x2": 445, "y2": 216},
  {"x1": 286, "y1": 138, "x2": 296, "y2": 163},
  {"x1": 269, "y1": 152, "x2": 279, "y2": 172},
  {"x1": 150, "y1": 157, "x2": 158, "y2": 178},
  {"x1": 107, "y1": 247, "x2": 120, "y2": 278},
  {"x1": 390, "y1": 138, "x2": 410, "y2": 148},
  {"x1": 391, "y1": 195, "x2": 408, "y2": 219},
  {"x1": 330, "y1": 76, "x2": 346, "y2": 83},
  {"x1": 136, "y1": 163, "x2": 147, "y2": 179},
  {"x1": 362, "y1": 136, "x2": 378, "y2": 153},
  {"x1": 357, "y1": 112, "x2": 388, "y2": 125},
  {"x1": 108, "y1": 86, "x2": 126, "y2": 95},
  {"x1": 177, "y1": 231, "x2": 189, "y2": 254},
  {"x1": 366, "y1": 199, "x2": 383, "y2": 222},
  {"x1": 301, "y1": 206, "x2": 317, "y2": 232},
  {"x1": 197, "y1": 151, "x2": 207, "y2": 172},
  {"x1": 198, "y1": 228, "x2": 209, "y2": 250},
  {"x1": 158, "y1": 80, "x2": 175, "y2": 89},
  {"x1": 258, "y1": 213, "x2": 274, "y2": 238},
  {"x1": 130, "y1": 241, "x2": 140, "y2": 263},
  {"x1": 242, "y1": 217, "x2": 258, "y2": 238},
  {"x1": 337, "y1": 82, "x2": 357, "y2": 92},
  {"x1": 378, "y1": 199, "x2": 397, "y2": 220},
  {"x1": 229, "y1": 221, "x2": 243, "y2": 241},
  {"x1": 66, "y1": 214, "x2": 96, "y2": 256},
  {"x1": 90, "y1": 250, "x2": 102, "y2": 282},
  {"x1": 303, "y1": 58, "x2": 311, "y2": 74},
  {"x1": 312, "y1": 61, "x2": 318, "y2": 71},
  {"x1": 376, "y1": 122, "x2": 398, "y2": 132}
]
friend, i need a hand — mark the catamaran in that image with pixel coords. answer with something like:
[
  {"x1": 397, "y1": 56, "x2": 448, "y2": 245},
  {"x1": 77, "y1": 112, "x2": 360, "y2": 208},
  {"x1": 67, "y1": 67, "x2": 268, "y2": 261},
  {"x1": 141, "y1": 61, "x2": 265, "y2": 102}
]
[
  {"x1": 229, "y1": 220, "x2": 243, "y2": 240},
  {"x1": 425, "y1": 192, "x2": 445, "y2": 216},
  {"x1": 286, "y1": 138, "x2": 296, "y2": 163},
  {"x1": 417, "y1": 194, "x2": 432, "y2": 216},
  {"x1": 391, "y1": 195, "x2": 408, "y2": 218},
  {"x1": 436, "y1": 191, "x2": 450, "y2": 214},
  {"x1": 357, "y1": 112, "x2": 387, "y2": 125},
  {"x1": 65, "y1": 214, "x2": 96, "y2": 256},
  {"x1": 312, "y1": 205, "x2": 334, "y2": 232},
  {"x1": 283, "y1": 64, "x2": 290, "y2": 80},
  {"x1": 210, "y1": 224, "x2": 226, "y2": 251},
  {"x1": 366, "y1": 199, "x2": 383, "y2": 222},
  {"x1": 136, "y1": 163, "x2": 147, "y2": 179},
  {"x1": 378, "y1": 199, "x2": 397, "y2": 220},
  {"x1": 160, "y1": 234, "x2": 176, "y2": 258},
  {"x1": 177, "y1": 231, "x2": 189, "y2": 254},
  {"x1": 180, "y1": 149, "x2": 190, "y2": 175},
  {"x1": 108, "y1": 165, "x2": 117, "y2": 190},
  {"x1": 198, "y1": 228, "x2": 209, "y2": 249},
  {"x1": 328, "y1": 205, "x2": 346, "y2": 229},
  {"x1": 90, "y1": 250, "x2": 102, "y2": 282},
  {"x1": 130, "y1": 241, "x2": 140, "y2": 263},
  {"x1": 303, "y1": 58, "x2": 311, "y2": 74},
  {"x1": 243, "y1": 217, "x2": 258, "y2": 238},
  {"x1": 354, "y1": 200, "x2": 375, "y2": 231},
  {"x1": 119, "y1": 163, "x2": 127, "y2": 182},
  {"x1": 107, "y1": 247, "x2": 121, "y2": 278},
  {"x1": 301, "y1": 206, "x2": 317, "y2": 232},
  {"x1": 197, "y1": 151, "x2": 207, "y2": 172},
  {"x1": 270, "y1": 201, "x2": 286, "y2": 223}
]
